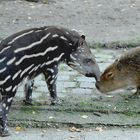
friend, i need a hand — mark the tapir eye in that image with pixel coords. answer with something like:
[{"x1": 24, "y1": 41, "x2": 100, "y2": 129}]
[
  {"x1": 83, "y1": 58, "x2": 92, "y2": 64},
  {"x1": 106, "y1": 72, "x2": 114, "y2": 79},
  {"x1": 80, "y1": 42, "x2": 84, "y2": 46}
]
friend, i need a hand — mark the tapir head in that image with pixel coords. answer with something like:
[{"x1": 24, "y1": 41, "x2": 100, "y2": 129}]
[{"x1": 66, "y1": 35, "x2": 100, "y2": 81}]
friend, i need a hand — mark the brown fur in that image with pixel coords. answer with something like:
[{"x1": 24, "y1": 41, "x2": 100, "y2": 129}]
[{"x1": 96, "y1": 46, "x2": 140, "y2": 94}]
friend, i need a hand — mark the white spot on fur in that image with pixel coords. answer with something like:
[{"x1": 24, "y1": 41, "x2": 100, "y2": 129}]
[
  {"x1": 45, "y1": 53, "x2": 64, "y2": 66},
  {"x1": 55, "y1": 74, "x2": 58, "y2": 79},
  {"x1": 0, "y1": 75, "x2": 11, "y2": 85},
  {"x1": 6, "y1": 106, "x2": 9, "y2": 110},
  {"x1": 65, "y1": 32, "x2": 69, "y2": 35},
  {"x1": 5, "y1": 86, "x2": 12, "y2": 92},
  {"x1": 7, "y1": 97, "x2": 13, "y2": 103},
  {"x1": 35, "y1": 30, "x2": 42, "y2": 33},
  {"x1": 28, "y1": 68, "x2": 35, "y2": 74},
  {"x1": 40, "y1": 62, "x2": 46, "y2": 68},
  {"x1": 52, "y1": 34, "x2": 59, "y2": 38},
  {"x1": 50, "y1": 79, "x2": 55, "y2": 84},
  {"x1": 45, "y1": 28, "x2": 49, "y2": 30},
  {"x1": 0, "y1": 57, "x2": 6, "y2": 63},
  {"x1": 12, "y1": 85, "x2": 18, "y2": 92},
  {"x1": 20, "y1": 64, "x2": 34, "y2": 78},
  {"x1": 0, "y1": 46, "x2": 11, "y2": 54},
  {"x1": 3, "y1": 103, "x2": 6, "y2": 108},
  {"x1": 60, "y1": 36, "x2": 67, "y2": 41},
  {"x1": 12, "y1": 70, "x2": 22, "y2": 80},
  {"x1": 28, "y1": 64, "x2": 41, "y2": 74},
  {"x1": 40, "y1": 54, "x2": 64, "y2": 70},
  {"x1": 7, "y1": 57, "x2": 16, "y2": 65},
  {"x1": 0, "y1": 67, "x2": 6, "y2": 73},
  {"x1": 47, "y1": 76, "x2": 51, "y2": 81},
  {"x1": 34, "y1": 64, "x2": 41, "y2": 71}
]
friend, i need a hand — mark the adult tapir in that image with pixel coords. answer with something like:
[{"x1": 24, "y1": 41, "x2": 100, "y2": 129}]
[{"x1": 0, "y1": 26, "x2": 100, "y2": 136}]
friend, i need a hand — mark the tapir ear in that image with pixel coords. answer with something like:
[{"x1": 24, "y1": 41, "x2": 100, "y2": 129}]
[{"x1": 81, "y1": 35, "x2": 85, "y2": 40}]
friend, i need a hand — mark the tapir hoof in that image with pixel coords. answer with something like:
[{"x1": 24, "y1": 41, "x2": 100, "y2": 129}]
[
  {"x1": 50, "y1": 98, "x2": 63, "y2": 105},
  {"x1": 23, "y1": 99, "x2": 33, "y2": 106},
  {"x1": 0, "y1": 128, "x2": 11, "y2": 137},
  {"x1": 50, "y1": 98, "x2": 58, "y2": 105}
]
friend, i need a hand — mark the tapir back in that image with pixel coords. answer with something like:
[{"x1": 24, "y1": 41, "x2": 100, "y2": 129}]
[{"x1": 0, "y1": 26, "x2": 79, "y2": 89}]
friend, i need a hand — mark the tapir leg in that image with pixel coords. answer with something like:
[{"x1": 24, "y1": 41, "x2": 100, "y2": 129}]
[
  {"x1": 23, "y1": 78, "x2": 34, "y2": 105},
  {"x1": 0, "y1": 91, "x2": 16, "y2": 137},
  {"x1": 44, "y1": 66, "x2": 58, "y2": 105},
  {"x1": 24, "y1": 66, "x2": 59, "y2": 105}
]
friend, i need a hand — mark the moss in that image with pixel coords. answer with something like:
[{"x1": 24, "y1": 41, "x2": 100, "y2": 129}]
[
  {"x1": 89, "y1": 36, "x2": 140, "y2": 49},
  {"x1": 20, "y1": 106, "x2": 40, "y2": 114}
]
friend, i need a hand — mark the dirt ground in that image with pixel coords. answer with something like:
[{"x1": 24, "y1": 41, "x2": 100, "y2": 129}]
[
  {"x1": 2, "y1": 128, "x2": 140, "y2": 140},
  {"x1": 0, "y1": 0, "x2": 140, "y2": 44}
]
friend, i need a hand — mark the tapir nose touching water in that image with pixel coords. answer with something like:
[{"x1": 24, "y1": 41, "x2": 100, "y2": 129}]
[
  {"x1": 0, "y1": 26, "x2": 100, "y2": 136},
  {"x1": 96, "y1": 46, "x2": 140, "y2": 96}
]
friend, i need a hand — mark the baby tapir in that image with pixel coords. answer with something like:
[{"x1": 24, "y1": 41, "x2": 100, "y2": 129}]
[
  {"x1": 96, "y1": 46, "x2": 140, "y2": 96},
  {"x1": 0, "y1": 26, "x2": 100, "y2": 136}
]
